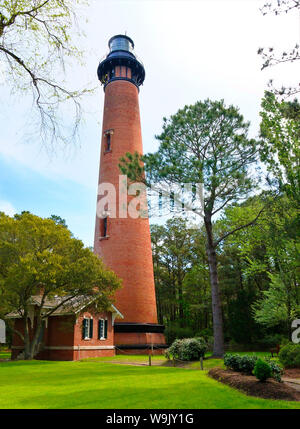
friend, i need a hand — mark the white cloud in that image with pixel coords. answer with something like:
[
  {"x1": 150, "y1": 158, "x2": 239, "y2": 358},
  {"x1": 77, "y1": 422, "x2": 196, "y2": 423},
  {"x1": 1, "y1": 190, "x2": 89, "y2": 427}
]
[{"x1": 0, "y1": 200, "x2": 16, "y2": 217}]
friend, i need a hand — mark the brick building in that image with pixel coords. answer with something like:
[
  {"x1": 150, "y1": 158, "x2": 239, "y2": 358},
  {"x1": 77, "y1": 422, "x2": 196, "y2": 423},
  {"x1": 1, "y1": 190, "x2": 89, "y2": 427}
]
[{"x1": 8, "y1": 295, "x2": 123, "y2": 360}]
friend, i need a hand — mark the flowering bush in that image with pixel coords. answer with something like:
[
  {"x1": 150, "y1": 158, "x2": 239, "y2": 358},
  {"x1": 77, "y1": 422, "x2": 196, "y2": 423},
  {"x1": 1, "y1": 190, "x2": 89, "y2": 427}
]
[{"x1": 165, "y1": 337, "x2": 207, "y2": 361}]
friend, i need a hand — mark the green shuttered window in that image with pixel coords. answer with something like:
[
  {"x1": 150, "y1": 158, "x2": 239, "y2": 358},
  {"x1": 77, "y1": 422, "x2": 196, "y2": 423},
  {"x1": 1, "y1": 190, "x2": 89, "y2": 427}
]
[
  {"x1": 98, "y1": 319, "x2": 108, "y2": 340},
  {"x1": 82, "y1": 318, "x2": 93, "y2": 339}
]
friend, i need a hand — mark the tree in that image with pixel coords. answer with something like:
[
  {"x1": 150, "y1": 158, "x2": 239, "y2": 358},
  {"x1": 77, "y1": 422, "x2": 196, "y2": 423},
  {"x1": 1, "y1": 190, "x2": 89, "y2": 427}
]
[
  {"x1": 223, "y1": 194, "x2": 299, "y2": 339},
  {"x1": 253, "y1": 270, "x2": 300, "y2": 335},
  {"x1": 258, "y1": 0, "x2": 300, "y2": 97},
  {"x1": 260, "y1": 91, "x2": 300, "y2": 204},
  {"x1": 151, "y1": 219, "x2": 211, "y2": 344},
  {"x1": 0, "y1": 211, "x2": 121, "y2": 359},
  {"x1": 0, "y1": 0, "x2": 91, "y2": 147},
  {"x1": 120, "y1": 99, "x2": 261, "y2": 356}
]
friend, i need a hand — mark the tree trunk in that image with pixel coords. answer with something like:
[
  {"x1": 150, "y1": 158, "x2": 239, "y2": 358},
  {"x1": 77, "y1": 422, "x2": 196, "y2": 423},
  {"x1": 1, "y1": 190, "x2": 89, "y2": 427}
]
[
  {"x1": 178, "y1": 276, "x2": 184, "y2": 326},
  {"x1": 23, "y1": 311, "x2": 31, "y2": 360},
  {"x1": 204, "y1": 217, "x2": 224, "y2": 357},
  {"x1": 29, "y1": 317, "x2": 43, "y2": 359},
  {"x1": 22, "y1": 310, "x2": 44, "y2": 360}
]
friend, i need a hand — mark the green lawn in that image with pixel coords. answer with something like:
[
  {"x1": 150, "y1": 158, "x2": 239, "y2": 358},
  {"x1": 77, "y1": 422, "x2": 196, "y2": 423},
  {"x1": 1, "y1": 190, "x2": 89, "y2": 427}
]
[
  {"x1": 0, "y1": 350, "x2": 11, "y2": 359},
  {"x1": 0, "y1": 357, "x2": 299, "y2": 409}
]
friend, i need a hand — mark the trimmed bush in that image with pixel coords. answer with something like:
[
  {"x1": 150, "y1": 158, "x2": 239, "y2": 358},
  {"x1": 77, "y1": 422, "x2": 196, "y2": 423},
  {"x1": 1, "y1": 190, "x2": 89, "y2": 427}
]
[
  {"x1": 279, "y1": 343, "x2": 300, "y2": 368},
  {"x1": 164, "y1": 339, "x2": 182, "y2": 360},
  {"x1": 165, "y1": 337, "x2": 207, "y2": 361},
  {"x1": 253, "y1": 359, "x2": 272, "y2": 382},
  {"x1": 224, "y1": 354, "x2": 242, "y2": 372},
  {"x1": 265, "y1": 359, "x2": 283, "y2": 382},
  {"x1": 238, "y1": 355, "x2": 258, "y2": 375},
  {"x1": 224, "y1": 354, "x2": 258, "y2": 374},
  {"x1": 224, "y1": 354, "x2": 282, "y2": 381}
]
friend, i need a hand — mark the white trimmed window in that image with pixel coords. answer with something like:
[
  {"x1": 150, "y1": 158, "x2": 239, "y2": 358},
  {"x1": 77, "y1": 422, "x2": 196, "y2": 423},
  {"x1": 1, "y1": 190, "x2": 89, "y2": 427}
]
[
  {"x1": 98, "y1": 319, "x2": 108, "y2": 340},
  {"x1": 82, "y1": 318, "x2": 93, "y2": 339}
]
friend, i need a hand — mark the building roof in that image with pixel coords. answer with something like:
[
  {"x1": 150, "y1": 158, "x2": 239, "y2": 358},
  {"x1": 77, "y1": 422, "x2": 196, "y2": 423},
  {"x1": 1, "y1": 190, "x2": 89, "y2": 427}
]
[{"x1": 5, "y1": 295, "x2": 123, "y2": 320}]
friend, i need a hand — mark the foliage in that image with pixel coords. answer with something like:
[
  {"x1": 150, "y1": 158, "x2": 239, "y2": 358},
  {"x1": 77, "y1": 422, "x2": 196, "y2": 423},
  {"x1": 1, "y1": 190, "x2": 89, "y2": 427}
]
[
  {"x1": 258, "y1": 1, "x2": 300, "y2": 97},
  {"x1": 151, "y1": 218, "x2": 204, "y2": 330},
  {"x1": 257, "y1": 333, "x2": 289, "y2": 348},
  {"x1": 238, "y1": 355, "x2": 259, "y2": 375},
  {"x1": 151, "y1": 218, "x2": 211, "y2": 341},
  {"x1": 224, "y1": 353, "x2": 282, "y2": 381},
  {"x1": 0, "y1": 211, "x2": 121, "y2": 359},
  {"x1": 264, "y1": 358, "x2": 283, "y2": 382},
  {"x1": 279, "y1": 343, "x2": 300, "y2": 368},
  {"x1": 227, "y1": 289, "x2": 261, "y2": 344},
  {"x1": 252, "y1": 271, "x2": 300, "y2": 329},
  {"x1": 223, "y1": 193, "x2": 299, "y2": 338},
  {"x1": 224, "y1": 354, "x2": 258, "y2": 375},
  {"x1": 164, "y1": 339, "x2": 182, "y2": 360},
  {"x1": 260, "y1": 92, "x2": 300, "y2": 204},
  {"x1": 120, "y1": 99, "x2": 261, "y2": 357},
  {"x1": 165, "y1": 337, "x2": 207, "y2": 361},
  {"x1": 164, "y1": 323, "x2": 195, "y2": 345},
  {"x1": 224, "y1": 353, "x2": 242, "y2": 372},
  {"x1": 0, "y1": 0, "x2": 91, "y2": 147},
  {"x1": 253, "y1": 359, "x2": 272, "y2": 382}
]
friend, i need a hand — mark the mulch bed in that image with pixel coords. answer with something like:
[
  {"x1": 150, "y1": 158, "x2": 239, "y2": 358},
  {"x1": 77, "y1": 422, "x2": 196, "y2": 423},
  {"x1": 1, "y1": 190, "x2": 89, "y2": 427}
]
[
  {"x1": 283, "y1": 368, "x2": 300, "y2": 379},
  {"x1": 208, "y1": 367, "x2": 300, "y2": 401}
]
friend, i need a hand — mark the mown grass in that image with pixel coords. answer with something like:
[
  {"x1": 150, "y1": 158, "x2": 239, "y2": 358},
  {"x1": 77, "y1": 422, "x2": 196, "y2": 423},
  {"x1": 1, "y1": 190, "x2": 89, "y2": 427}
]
[
  {"x1": 80, "y1": 354, "x2": 166, "y2": 363},
  {"x1": 0, "y1": 357, "x2": 299, "y2": 409},
  {"x1": 0, "y1": 350, "x2": 11, "y2": 359}
]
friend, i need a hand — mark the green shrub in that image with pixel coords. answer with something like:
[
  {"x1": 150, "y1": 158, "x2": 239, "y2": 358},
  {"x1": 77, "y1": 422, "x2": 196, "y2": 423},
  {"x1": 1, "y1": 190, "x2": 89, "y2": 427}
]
[
  {"x1": 195, "y1": 330, "x2": 214, "y2": 352},
  {"x1": 279, "y1": 343, "x2": 300, "y2": 368},
  {"x1": 224, "y1": 354, "x2": 257, "y2": 374},
  {"x1": 164, "y1": 339, "x2": 182, "y2": 360},
  {"x1": 238, "y1": 355, "x2": 258, "y2": 375},
  {"x1": 224, "y1": 353, "x2": 283, "y2": 382},
  {"x1": 165, "y1": 337, "x2": 207, "y2": 361},
  {"x1": 253, "y1": 359, "x2": 272, "y2": 382},
  {"x1": 264, "y1": 358, "x2": 283, "y2": 382},
  {"x1": 224, "y1": 354, "x2": 242, "y2": 372}
]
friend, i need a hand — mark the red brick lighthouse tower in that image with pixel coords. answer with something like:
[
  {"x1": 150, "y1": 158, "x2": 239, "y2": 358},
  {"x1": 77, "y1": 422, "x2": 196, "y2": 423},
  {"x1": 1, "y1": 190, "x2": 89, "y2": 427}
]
[{"x1": 94, "y1": 35, "x2": 165, "y2": 353}]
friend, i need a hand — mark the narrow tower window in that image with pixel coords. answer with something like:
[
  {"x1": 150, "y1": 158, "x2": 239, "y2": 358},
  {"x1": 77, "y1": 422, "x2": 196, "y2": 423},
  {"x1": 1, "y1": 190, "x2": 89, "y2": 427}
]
[
  {"x1": 106, "y1": 133, "x2": 111, "y2": 151},
  {"x1": 103, "y1": 217, "x2": 107, "y2": 237},
  {"x1": 104, "y1": 130, "x2": 113, "y2": 153},
  {"x1": 100, "y1": 216, "x2": 108, "y2": 239}
]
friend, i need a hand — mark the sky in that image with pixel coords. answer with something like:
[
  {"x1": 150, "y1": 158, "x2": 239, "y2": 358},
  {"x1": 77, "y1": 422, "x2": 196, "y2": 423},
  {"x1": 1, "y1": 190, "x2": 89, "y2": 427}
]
[{"x1": 0, "y1": 0, "x2": 299, "y2": 247}]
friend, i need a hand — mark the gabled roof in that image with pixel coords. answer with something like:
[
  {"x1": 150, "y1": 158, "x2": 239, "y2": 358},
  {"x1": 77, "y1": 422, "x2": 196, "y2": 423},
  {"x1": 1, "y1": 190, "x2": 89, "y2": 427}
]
[{"x1": 5, "y1": 295, "x2": 123, "y2": 319}]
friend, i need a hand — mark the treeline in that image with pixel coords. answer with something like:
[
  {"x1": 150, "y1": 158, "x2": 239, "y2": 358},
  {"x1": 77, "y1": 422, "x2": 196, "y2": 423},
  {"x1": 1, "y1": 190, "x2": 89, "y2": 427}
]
[
  {"x1": 151, "y1": 94, "x2": 299, "y2": 349},
  {"x1": 152, "y1": 192, "x2": 299, "y2": 348}
]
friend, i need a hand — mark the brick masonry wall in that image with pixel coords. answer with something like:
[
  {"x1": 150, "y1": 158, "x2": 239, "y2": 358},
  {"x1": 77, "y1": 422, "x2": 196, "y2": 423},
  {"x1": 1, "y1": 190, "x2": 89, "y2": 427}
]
[
  {"x1": 74, "y1": 311, "x2": 114, "y2": 347},
  {"x1": 11, "y1": 310, "x2": 116, "y2": 360}
]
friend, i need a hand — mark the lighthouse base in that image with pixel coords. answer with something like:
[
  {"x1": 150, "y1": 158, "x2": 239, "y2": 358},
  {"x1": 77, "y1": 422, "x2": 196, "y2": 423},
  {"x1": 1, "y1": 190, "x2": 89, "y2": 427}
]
[{"x1": 114, "y1": 323, "x2": 167, "y2": 355}]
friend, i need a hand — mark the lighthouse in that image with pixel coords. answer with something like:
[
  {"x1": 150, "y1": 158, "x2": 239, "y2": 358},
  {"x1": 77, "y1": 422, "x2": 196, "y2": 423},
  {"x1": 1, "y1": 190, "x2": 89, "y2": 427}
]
[{"x1": 94, "y1": 35, "x2": 166, "y2": 353}]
